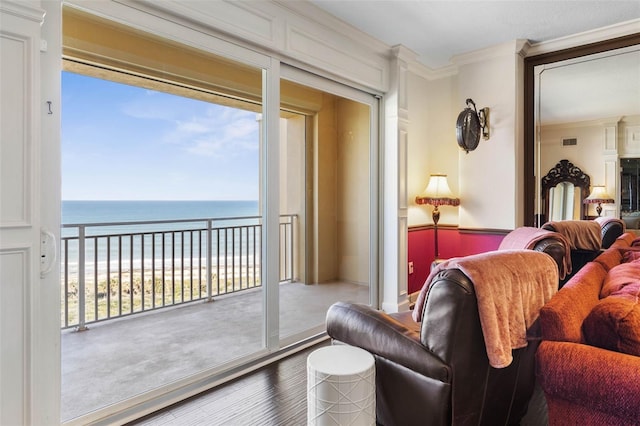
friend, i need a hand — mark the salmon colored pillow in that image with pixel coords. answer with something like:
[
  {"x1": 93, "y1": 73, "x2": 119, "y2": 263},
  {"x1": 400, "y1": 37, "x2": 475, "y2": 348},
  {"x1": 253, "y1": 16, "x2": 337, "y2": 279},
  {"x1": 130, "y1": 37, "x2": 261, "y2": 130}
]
[
  {"x1": 583, "y1": 283, "x2": 640, "y2": 357},
  {"x1": 600, "y1": 261, "x2": 640, "y2": 298}
]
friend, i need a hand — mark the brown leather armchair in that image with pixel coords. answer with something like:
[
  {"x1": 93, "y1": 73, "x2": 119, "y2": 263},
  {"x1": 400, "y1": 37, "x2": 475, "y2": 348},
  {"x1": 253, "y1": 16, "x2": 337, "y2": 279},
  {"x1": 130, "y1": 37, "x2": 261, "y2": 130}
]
[{"x1": 326, "y1": 250, "x2": 557, "y2": 426}]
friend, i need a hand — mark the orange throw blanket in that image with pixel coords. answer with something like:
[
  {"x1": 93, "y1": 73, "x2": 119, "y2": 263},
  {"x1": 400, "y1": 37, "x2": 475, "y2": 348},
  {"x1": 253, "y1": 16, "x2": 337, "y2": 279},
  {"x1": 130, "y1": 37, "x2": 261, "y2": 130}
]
[
  {"x1": 543, "y1": 220, "x2": 601, "y2": 251},
  {"x1": 498, "y1": 227, "x2": 571, "y2": 279},
  {"x1": 412, "y1": 250, "x2": 558, "y2": 368}
]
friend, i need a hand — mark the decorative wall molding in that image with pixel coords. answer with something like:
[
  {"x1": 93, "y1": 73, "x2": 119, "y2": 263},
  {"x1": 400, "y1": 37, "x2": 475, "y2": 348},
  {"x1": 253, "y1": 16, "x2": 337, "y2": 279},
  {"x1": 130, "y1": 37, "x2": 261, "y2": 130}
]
[
  {"x1": 382, "y1": 49, "x2": 410, "y2": 313},
  {"x1": 604, "y1": 125, "x2": 617, "y2": 152},
  {"x1": 0, "y1": 8, "x2": 40, "y2": 228},
  {"x1": 604, "y1": 156, "x2": 619, "y2": 217},
  {"x1": 120, "y1": 0, "x2": 390, "y2": 92},
  {"x1": 0, "y1": 246, "x2": 31, "y2": 423},
  {"x1": 285, "y1": 23, "x2": 385, "y2": 90},
  {"x1": 0, "y1": 0, "x2": 45, "y2": 24},
  {"x1": 451, "y1": 39, "x2": 529, "y2": 66},
  {"x1": 623, "y1": 125, "x2": 640, "y2": 154},
  {"x1": 391, "y1": 44, "x2": 455, "y2": 81},
  {"x1": 542, "y1": 116, "x2": 624, "y2": 131},
  {"x1": 526, "y1": 18, "x2": 640, "y2": 57}
]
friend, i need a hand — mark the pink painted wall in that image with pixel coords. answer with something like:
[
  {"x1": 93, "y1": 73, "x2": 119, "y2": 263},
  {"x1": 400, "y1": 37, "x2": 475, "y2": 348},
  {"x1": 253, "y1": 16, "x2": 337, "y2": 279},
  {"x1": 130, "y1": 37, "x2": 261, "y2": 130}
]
[{"x1": 407, "y1": 227, "x2": 506, "y2": 294}]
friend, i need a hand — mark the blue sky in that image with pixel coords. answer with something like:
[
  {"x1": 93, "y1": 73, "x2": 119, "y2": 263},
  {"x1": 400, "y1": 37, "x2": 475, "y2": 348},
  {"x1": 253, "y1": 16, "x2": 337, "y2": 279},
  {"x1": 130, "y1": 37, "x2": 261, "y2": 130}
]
[{"x1": 62, "y1": 72, "x2": 260, "y2": 200}]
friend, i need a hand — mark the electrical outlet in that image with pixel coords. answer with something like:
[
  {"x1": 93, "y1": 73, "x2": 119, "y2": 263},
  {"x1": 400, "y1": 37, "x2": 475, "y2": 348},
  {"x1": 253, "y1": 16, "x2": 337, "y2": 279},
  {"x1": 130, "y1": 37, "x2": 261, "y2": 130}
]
[{"x1": 408, "y1": 261, "x2": 414, "y2": 274}]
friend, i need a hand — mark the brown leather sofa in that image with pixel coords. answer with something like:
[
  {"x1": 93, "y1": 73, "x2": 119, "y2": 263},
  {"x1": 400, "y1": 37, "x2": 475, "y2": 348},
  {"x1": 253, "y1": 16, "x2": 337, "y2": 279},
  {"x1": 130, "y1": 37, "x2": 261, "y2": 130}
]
[
  {"x1": 326, "y1": 250, "x2": 557, "y2": 426},
  {"x1": 542, "y1": 219, "x2": 626, "y2": 286},
  {"x1": 595, "y1": 217, "x2": 625, "y2": 249},
  {"x1": 541, "y1": 220, "x2": 602, "y2": 285}
]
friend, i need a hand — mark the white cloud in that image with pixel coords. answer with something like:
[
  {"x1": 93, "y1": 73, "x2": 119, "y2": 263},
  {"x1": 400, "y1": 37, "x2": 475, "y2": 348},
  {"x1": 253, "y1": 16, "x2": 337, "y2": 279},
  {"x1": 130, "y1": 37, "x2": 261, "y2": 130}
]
[
  {"x1": 121, "y1": 92, "x2": 259, "y2": 157},
  {"x1": 170, "y1": 107, "x2": 259, "y2": 157}
]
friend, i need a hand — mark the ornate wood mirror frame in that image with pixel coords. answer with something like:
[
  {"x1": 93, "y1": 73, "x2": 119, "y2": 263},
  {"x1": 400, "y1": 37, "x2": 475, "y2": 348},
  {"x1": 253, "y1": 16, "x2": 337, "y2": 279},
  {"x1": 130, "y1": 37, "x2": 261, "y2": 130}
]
[{"x1": 523, "y1": 33, "x2": 640, "y2": 227}]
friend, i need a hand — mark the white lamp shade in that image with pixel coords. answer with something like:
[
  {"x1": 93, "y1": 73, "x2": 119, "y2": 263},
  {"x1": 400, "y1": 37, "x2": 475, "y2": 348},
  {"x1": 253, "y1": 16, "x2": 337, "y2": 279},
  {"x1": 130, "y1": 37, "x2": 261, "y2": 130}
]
[
  {"x1": 585, "y1": 185, "x2": 614, "y2": 203},
  {"x1": 417, "y1": 174, "x2": 460, "y2": 206}
]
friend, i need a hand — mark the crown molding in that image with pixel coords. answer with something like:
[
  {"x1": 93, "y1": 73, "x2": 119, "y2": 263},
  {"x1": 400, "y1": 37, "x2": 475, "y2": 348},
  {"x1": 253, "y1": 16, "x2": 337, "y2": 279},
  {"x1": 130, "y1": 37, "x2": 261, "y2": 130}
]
[
  {"x1": 0, "y1": 0, "x2": 45, "y2": 23},
  {"x1": 526, "y1": 18, "x2": 640, "y2": 57},
  {"x1": 450, "y1": 39, "x2": 529, "y2": 66},
  {"x1": 543, "y1": 114, "x2": 640, "y2": 129},
  {"x1": 275, "y1": 0, "x2": 391, "y2": 57},
  {"x1": 390, "y1": 45, "x2": 458, "y2": 80}
]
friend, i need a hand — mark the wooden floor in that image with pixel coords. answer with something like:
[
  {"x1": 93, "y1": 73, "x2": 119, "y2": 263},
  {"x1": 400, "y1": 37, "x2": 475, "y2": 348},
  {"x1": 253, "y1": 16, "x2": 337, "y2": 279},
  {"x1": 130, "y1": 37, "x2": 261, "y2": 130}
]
[
  {"x1": 128, "y1": 339, "x2": 548, "y2": 426},
  {"x1": 128, "y1": 341, "x2": 331, "y2": 426}
]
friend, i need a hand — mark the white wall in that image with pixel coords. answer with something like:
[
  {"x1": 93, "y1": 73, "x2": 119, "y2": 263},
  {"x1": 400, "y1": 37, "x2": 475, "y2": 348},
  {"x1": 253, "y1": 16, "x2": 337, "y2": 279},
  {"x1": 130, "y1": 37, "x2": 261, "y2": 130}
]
[
  {"x1": 540, "y1": 121, "x2": 609, "y2": 185},
  {"x1": 453, "y1": 42, "x2": 526, "y2": 230},
  {"x1": 406, "y1": 41, "x2": 527, "y2": 231},
  {"x1": 407, "y1": 71, "x2": 461, "y2": 227}
]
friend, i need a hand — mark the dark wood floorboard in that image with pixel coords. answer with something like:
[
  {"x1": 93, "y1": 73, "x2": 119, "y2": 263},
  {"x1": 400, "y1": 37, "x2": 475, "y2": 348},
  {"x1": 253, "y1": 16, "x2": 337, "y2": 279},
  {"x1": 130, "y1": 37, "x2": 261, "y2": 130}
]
[
  {"x1": 128, "y1": 341, "x2": 330, "y2": 426},
  {"x1": 129, "y1": 340, "x2": 548, "y2": 426}
]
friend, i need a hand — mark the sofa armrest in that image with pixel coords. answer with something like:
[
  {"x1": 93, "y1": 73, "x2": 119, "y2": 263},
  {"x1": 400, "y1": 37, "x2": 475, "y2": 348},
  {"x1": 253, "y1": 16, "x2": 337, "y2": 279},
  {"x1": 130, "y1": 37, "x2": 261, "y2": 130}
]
[
  {"x1": 326, "y1": 302, "x2": 450, "y2": 382},
  {"x1": 599, "y1": 219, "x2": 625, "y2": 249},
  {"x1": 537, "y1": 341, "x2": 640, "y2": 420},
  {"x1": 533, "y1": 238, "x2": 567, "y2": 278}
]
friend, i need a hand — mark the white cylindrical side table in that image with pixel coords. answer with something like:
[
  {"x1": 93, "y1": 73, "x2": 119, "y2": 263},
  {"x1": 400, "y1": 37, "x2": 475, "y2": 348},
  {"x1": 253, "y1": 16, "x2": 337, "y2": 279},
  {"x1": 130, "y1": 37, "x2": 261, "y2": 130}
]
[{"x1": 307, "y1": 344, "x2": 375, "y2": 426}]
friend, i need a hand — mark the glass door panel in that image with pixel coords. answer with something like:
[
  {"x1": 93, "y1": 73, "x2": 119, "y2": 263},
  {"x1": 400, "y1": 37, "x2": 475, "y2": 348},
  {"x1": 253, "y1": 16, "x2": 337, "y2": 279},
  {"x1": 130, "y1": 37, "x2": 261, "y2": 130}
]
[
  {"x1": 278, "y1": 78, "x2": 374, "y2": 344},
  {"x1": 60, "y1": 8, "x2": 267, "y2": 421}
]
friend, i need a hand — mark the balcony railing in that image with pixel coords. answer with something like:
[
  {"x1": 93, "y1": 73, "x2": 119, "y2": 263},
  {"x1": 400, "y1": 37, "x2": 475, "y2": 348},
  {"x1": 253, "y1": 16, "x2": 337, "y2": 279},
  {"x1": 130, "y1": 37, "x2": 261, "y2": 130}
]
[{"x1": 61, "y1": 215, "x2": 296, "y2": 330}]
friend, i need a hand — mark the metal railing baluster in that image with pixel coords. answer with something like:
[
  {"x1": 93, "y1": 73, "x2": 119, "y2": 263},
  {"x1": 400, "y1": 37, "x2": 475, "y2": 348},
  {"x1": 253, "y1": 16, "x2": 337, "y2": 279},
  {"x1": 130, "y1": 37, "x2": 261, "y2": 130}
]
[
  {"x1": 77, "y1": 226, "x2": 87, "y2": 331},
  {"x1": 94, "y1": 237, "x2": 98, "y2": 322},
  {"x1": 107, "y1": 237, "x2": 111, "y2": 319},
  {"x1": 64, "y1": 238, "x2": 69, "y2": 328},
  {"x1": 206, "y1": 220, "x2": 212, "y2": 302},
  {"x1": 216, "y1": 228, "x2": 221, "y2": 297},
  {"x1": 171, "y1": 232, "x2": 175, "y2": 305},
  {"x1": 162, "y1": 233, "x2": 166, "y2": 307},
  {"x1": 129, "y1": 235, "x2": 134, "y2": 313},
  {"x1": 141, "y1": 234, "x2": 145, "y2": 311},
  {"x1": 118, "y1": 235, "x2": 122, "y2": 316},
  {"x1": 189, "y1": 230, "x2": 193, "y2": 300},
  {"x1": 152, "y1": 233, "x2": 156, "y2": 310}
]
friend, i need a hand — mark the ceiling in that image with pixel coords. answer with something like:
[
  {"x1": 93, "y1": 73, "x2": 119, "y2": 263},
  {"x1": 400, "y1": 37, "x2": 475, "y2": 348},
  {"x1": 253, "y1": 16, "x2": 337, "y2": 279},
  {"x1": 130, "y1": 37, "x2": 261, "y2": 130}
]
[
  {"x1": 310, "y1": 0, "x2": 640, "y2": 69},
  {"x1": 310, "y1": 1, "x2": 640, "y2": 124}
]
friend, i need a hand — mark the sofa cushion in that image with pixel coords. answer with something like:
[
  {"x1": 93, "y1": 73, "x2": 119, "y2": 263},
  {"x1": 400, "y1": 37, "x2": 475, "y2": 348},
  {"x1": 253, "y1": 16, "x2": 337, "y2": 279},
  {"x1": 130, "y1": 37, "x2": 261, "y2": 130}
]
[
  {"x1": 539, "y1": 262, "x2": 606, "y2": 343},
  {"x1": 622, "y1": 249, "x2": 640, "y2": 263},
  {"x1": 613, "y1": 232, "x2": 636, "y2": 248},
  {"x1": 594, "y1": 248, "x2": 622, "y2": 271},
  {"x1": 600, "y1": 261, "x2": 640, "y2": 298},
  {"x1": 583, "y1": 283, "x2": 640, "y2": 357}
]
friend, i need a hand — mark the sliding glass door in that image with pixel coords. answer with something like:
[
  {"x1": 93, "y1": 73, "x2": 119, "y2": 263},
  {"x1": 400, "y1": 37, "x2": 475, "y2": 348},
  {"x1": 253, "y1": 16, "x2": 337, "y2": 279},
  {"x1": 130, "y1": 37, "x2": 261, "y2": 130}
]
[
  {"x1": 278, "y1": 71, "x2": 379, "y2": 345},
  {"x1": 60, "y1": 6, "x2": 379, "y2": 424}
]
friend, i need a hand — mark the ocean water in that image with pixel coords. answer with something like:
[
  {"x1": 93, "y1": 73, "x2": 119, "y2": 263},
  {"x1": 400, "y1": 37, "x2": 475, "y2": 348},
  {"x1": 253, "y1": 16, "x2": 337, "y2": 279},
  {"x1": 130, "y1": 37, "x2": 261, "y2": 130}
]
[
  {"x1": 62, "y1": 200, "x2": 259, "y2": 225},
  {"x1": 61, "y1": 200, "x2": 261, "y2": 267}
]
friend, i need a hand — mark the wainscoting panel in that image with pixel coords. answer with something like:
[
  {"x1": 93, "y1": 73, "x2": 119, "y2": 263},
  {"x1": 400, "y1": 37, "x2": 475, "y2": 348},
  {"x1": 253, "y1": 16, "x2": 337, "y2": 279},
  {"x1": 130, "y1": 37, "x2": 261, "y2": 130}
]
[{"x1": 408, "y1": 227, "x2": 506, "y2": 294}]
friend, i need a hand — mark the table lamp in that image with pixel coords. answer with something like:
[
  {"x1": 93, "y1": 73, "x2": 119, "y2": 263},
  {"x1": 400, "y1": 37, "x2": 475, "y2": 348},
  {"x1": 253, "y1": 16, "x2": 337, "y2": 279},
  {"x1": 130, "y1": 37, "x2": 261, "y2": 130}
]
[
  {"x1": 584, "y1": 185, "x2": 614, "y2": 217},
  {"x1": 415, "y1": 174, "x2": 460, "y2": 261}
]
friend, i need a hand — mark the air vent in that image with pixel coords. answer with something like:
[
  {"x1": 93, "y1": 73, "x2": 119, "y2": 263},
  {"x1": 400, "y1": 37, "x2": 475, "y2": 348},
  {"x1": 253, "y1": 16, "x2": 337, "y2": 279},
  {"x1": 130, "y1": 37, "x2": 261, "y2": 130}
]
[{"x1": 562, "y1": 138, "x2": 577, "y2": 146}]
